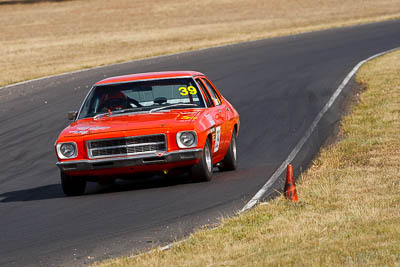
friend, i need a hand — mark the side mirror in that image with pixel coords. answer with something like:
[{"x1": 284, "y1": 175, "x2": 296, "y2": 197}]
[{"x1": 67, "y1": 111, "x2": 78, "y2": 121}]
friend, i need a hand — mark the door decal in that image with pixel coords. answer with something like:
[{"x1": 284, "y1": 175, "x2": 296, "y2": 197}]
[
  {"x1": 205, "y1": 114, "x2": 215, "y2": 126},
  {"x1": 214, "y1": 126, "x2": 221, "y2": 152}
]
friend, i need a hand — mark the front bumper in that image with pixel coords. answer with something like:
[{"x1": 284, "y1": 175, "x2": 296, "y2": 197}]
[{"x1": 56, "y1": 149, "x2": 202, "y2": 172}]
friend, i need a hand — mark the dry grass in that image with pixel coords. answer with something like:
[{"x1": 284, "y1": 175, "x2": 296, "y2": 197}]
[
  {"x1": 92, "y1": 50, "x2": 400, "y2": 266},
  {"x1": 2, "y1": 0, "x2": 400, "y2": 87}
]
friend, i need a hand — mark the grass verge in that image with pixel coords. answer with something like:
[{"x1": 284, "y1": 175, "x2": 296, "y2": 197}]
[
  {"x1": 92, "y1": 50, "x2": 400, "y2": 266},
  {"x1": 1, "y1": 0, "x2": 400, "y2": 87}
]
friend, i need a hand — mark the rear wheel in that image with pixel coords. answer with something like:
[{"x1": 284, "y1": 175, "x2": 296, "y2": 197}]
[
  {"x1": 61, "y1": 171, "x2": 87, "y2": 196},
  {"x1": 218, "y1": 130, "x2": 237, "y2": 171},
  {"x1": 191, "y1": 139, "x2": 213, "y2": 182}
]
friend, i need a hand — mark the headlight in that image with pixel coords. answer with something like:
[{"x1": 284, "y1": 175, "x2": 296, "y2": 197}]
[
  {"x1": 177, "y1": 131, "x2": 197, "y2": 148},
  {"x1": 56, "y1": 142, "x2": 78, "y2": 159}
]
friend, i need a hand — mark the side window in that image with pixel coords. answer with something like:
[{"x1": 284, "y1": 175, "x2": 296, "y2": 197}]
[
  {"x1": 196, "y1": 78, "x2": 213, "y2": 107},
  {"x1": 202, "y1": 78, "x2": 222, "y2": 106}
]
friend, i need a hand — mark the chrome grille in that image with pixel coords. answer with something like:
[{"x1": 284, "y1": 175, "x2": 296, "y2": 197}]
[{"x1": 87, "y1": 134, "x2": 167, "y2": 159}]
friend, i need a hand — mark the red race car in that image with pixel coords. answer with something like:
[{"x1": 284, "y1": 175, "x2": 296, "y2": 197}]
[{"x1": 55, "y1": 71, "x2": 240, "y2": 196}]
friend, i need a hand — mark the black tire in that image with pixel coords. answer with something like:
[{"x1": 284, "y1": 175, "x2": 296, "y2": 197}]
[
  {"x1": 191, "y1": 139, "x2": 213, "y2": 182},
  {"x1": 61, "y1": 171, "x2": 87, "y2": 196},
  {"x1": 97, "y1": 177, "x2": 116, "y2": 186},
  {"x1": 218, "y1": 130, "x2": 237, "y2": 171}
]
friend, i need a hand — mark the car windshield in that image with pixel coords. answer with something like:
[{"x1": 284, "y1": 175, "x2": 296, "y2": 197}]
[{"x1": 78, "y1": 78, "x2": 206, "y2": 119}]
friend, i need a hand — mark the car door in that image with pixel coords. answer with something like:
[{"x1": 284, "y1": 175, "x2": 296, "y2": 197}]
[
  {"x1": 200, "y1": 77, "x2": 232, "y2": 154},
  {"x1": 195, "y1": 77, "x2": 227, "y2": 160}
]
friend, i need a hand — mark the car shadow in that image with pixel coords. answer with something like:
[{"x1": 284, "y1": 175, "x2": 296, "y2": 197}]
[
  {"x1": 91, "y1": 174, "x2": 192, "y2": 195},
  {"x1": 0, "y1": 174, "x2": 192, "y2": 203},
  {"x1": 0, "y1": 184, "x2": 65, "y2": 203}
]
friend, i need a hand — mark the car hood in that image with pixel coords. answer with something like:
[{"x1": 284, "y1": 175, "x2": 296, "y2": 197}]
[{"x1": 62, "y1": 110, "x2": 202, "y2": 137}]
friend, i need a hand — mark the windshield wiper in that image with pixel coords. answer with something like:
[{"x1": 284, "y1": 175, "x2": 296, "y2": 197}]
[
  {"x1": 149, "y1": 103, "x2": 197, "y2": 113},
  {"x1": 111, "y1": 107, "x2": 146, "y2": 115},
  {"x1": 93, "y1": 112, "x2": 111, "y2": 120},
  {"x1": 93, "y1": 107, "x2": 147, "y2": 119}
]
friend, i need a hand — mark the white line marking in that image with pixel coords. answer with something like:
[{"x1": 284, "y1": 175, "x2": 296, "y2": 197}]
[{"x1": 240, "y1": 47, "x2": 400, "y2": 213}]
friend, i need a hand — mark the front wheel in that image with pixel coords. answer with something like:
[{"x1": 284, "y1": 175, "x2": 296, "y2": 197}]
[
  {"x1": 218, "y1": 130, "x2": 237, "y2": 171},
  {"x1": 61, "y1": 171, "x2": 87, "y2": 196},
  {"x1": 190, "y1": 139, "x2": 213, "y2": 182}
]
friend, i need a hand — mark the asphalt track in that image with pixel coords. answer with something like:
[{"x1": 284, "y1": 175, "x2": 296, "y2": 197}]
[{"x1": 1, "y1": 20, "x2": 400, "y2": 266}]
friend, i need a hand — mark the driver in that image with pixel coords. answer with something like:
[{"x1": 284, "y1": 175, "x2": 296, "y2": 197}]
[{"x1": 98, "y1": 91, "x2": 142, "y2": 112}]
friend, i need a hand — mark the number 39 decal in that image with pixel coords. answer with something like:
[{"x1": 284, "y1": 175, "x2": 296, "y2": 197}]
[{"x1": 179, "y1": 86, "x2": 197, "y2": 96}]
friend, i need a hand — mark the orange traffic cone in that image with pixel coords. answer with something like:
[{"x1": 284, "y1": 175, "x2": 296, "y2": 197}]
[{"x1": 285, "y1": 164, "x2": 298, "y2": 202}]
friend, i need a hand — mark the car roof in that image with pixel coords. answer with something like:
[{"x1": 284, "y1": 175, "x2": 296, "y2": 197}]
[{"x1": 95, "y1": 71, "x2": 205, "y2": 86}]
